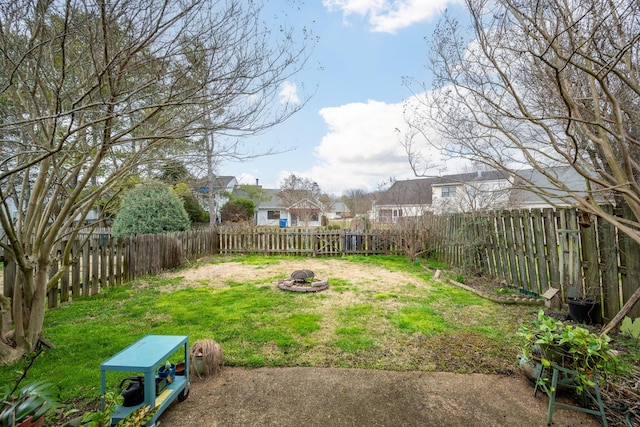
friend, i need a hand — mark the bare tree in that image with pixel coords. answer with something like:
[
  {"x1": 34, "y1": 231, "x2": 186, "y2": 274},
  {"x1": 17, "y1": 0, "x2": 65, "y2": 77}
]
[
  {"x1": 404, "y1": 0, "x2": 640, "y2": 330},
  {"x1": 342, "y1": 188, "x2": 373, "y2": 217},
  {"x1": 0, "y1": 0, "x2": 313, "y2": 363},
  {"x1": 278, "y1": 174, "x2": 323, "y2": 227}
]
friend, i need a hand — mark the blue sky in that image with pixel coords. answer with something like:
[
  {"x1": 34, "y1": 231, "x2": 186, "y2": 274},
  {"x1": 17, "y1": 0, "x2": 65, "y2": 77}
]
[{"x1": 221, "y1": 0, "x2": 467, "y2": 196}]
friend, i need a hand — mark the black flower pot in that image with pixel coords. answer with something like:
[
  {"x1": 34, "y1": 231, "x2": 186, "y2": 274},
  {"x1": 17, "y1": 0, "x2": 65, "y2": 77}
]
[{"x1": 567, "y1": 297, "x2": 600, "y2": 325}]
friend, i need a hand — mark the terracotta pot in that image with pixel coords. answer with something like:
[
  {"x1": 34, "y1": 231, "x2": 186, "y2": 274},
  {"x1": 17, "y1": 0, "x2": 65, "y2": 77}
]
[
  {"x1": 16, "y1": 416, "x2": 33, "y2": 427},
  {"x1": 175, "y1": 361, "x2": 186, "y2": 376}
]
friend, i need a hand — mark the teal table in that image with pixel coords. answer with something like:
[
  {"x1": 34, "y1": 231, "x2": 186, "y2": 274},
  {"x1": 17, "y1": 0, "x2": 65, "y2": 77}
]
[{"x1": 101, "y1": 335, "x2": 189, "y2": 426}]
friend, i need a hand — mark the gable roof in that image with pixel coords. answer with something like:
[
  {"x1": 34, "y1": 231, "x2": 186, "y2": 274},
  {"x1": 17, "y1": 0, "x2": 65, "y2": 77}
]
[
  {"x1": 376, "y1": 170, "x2": 510, "y2": 206},
  {"x1": 430, "y1": 170, "x2": 510, "y2": 187},
  {"x1": 509, "y1": 166, "x2": 590, "y2": 206},
  {"x1": 376, "y1": 178, "x2": 435, "y2": 206},
  {"x1": 193, "y1": 176, "x2": 236, "y2": 192}
]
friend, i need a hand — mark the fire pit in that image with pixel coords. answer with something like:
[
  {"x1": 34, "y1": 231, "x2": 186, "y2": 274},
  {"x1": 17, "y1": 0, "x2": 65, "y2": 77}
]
[{"x1": 278, "y1": 269, "x2": 329, "y2": 292}]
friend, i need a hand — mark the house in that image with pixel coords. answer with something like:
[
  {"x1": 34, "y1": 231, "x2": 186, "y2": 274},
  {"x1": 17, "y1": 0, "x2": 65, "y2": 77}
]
[
  {"x1": 233, "y1": 187, "x2": 348, "y2": 227},
  {"x1": 430, "y1": 170, "x2": 511, "y2": 214},
  {"x1": 372, "y1": 178, "x2": 435, "y2": 224},
  {"x1": 326, "y1": 201, "x2": 350, "y2": 220},
  {"x1": 253, "y1": 189, "x2": 323, "y2": 227},
  {"x1": 372, "y1": 170, "x2": 512, "y2": 222},
  {"x1": 192, "y1": 176, "x2": 237, "y2": 222},
  {"x1": 508, "y1": 166, "x2": 594, "y2": 209}
]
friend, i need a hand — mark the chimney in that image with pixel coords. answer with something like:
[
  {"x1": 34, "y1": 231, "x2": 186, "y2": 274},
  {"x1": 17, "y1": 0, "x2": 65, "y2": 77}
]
[{"x1": 256, "y1": 178, "x2": 259, "y2": 186}]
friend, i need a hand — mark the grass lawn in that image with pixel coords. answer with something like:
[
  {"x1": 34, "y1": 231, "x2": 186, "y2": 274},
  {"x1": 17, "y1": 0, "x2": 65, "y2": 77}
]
[{"x1": 1, "y1": 255, "x2": 540, "y2": 406}]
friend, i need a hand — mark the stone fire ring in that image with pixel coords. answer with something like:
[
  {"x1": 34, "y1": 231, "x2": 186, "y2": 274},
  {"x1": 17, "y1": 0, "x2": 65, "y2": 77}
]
[{"x1": 278, "y1": 278, "x2": 329, "y2": 292}]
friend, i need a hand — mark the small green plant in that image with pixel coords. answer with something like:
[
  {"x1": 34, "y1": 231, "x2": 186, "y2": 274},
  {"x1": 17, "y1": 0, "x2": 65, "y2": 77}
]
[
  {"x1": 518, "y1": 310, "x2": 618, "y2": 394},
  {"x1": 620, "y1": 316, "x2": 640, "y2": 339},
  {"x1": 0, "y1": 380, "x2": 59, "y2": 426},
  {"x1": 64, "y1": 392, "x2": 157, "y2": 427},
  {"x1": 447, "y1": 273, "x2": 466, "y2": 284}
]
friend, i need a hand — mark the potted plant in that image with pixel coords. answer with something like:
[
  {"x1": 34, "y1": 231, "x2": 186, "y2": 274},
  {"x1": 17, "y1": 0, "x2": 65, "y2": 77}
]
[
  {"x1": 189, "y1": 339, "x2": 223, "y2": 378},
  {"x1": 1, "y1": 380, "x2": 58, "y2": 427},
  {"x1": 63, "y1": 391, "x2": 157, "y2": 427},
  {"x1": 518, "y1": 310, "x2": 618, "y2": 395},
  {"x1": 565, "y1": 282, "x2": 601, "y2": 325}
]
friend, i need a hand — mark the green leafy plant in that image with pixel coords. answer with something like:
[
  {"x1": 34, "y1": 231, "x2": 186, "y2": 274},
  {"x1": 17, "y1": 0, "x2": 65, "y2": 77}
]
[
  {"x1": 620, "y1": 317, "x2": 640, "y2": 339},
  {"x1": 518, "y1": 310, "x2": 618, "y2": 394},
  {"x1": 64, "y1": 392, "x2": 157, "y2": 427},
  {"x1": 112, "y1": 181, "x2": 191, "y2": 237},
  {"x1": 1, "y1": 380, "x2": 59, "y2": 425}
]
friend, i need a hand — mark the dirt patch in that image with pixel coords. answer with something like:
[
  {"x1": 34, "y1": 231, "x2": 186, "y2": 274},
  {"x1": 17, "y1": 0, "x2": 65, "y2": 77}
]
[
  {"x1": 159, "y1": 366, "x2": 599, "y2": 427},
  {"x1": 162, "y1": 258, "x2": 424, "y2": 293}
]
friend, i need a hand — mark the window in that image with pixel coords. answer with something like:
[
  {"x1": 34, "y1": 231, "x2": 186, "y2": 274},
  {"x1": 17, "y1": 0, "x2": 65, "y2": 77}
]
[
  {"x1": 441, "y1": 186, "x2": 456, "y2": 198},
  {"x1": 311, "y1": 213, "x2": 319, "y2": 221},
  {"x1": 267, "y1": 210, "x2": 280, "y2": 220}
]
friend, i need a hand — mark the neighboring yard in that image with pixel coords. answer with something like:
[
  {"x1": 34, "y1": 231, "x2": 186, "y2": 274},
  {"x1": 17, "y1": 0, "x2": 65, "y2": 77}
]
[{"x1": 0, "y1": 255, "x2": 637, "y2": 425}]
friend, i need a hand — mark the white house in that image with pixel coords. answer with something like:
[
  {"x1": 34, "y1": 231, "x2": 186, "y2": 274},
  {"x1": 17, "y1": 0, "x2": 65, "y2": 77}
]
[
  {"x1": 193, "y1": 175, "x2": 237, "y2": 222},
  {"x1": 372, "y1": 178, "x2": 434, "y2": 224},
  {"x1": 430, "y1": 170, "x2": 511, "y2": 214},
  {"x1": 508, "y1": 166, "x2": 594, "y2": 209},
  {"x1": 234, "y1": 187, "x2": 347, "y2": 227},
  {"x1": 371, "y1": 170, "x2": 513, "y2": 222}
]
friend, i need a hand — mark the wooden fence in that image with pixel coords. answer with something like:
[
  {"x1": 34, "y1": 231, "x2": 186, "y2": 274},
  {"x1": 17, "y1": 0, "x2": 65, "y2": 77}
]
[
  {"x1": 422, "y1": 206, "x2": 640, "y2": 321},
  {"x1": 2, "y1": 206, "x2": 639, "y2": 320},
  {"x1": 219, "y1": 228, "x2": 406, "y2": 256},
  {"x1": 2, "y1": 229, "x2": 219, "y2": 309}
]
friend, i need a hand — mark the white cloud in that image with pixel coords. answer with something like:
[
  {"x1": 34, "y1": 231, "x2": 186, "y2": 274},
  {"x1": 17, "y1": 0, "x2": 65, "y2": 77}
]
[
  {"x1": 279, "y1": 81, "x2": 300, "y2": 104},
  {"x1": 228, "y1": 96, "x2": 469, "y2": 196},
  {"x1": 323, "y1": 0, "x2": 458, "y2": 33},
  {"x1": 305, "y1": 99, "x2": 428, "y2": 194}
]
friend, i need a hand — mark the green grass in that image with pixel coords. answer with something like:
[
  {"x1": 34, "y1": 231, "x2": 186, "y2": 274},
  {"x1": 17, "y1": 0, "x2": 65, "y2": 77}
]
[{"x1": 0, "y1": 255, "x2": 540, "y2": 406}]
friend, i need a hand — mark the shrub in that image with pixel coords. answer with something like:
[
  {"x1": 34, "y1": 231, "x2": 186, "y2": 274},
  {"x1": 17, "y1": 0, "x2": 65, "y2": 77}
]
[
  {"x1": 112, "y1": 181, "x2": 191, "y2": 237},
  {"x1": 220, "y1": 198, "x2": 256, "y2": 222},
  {"x1": 171, "y1": 183, "x2": 210, "y2": 223}
]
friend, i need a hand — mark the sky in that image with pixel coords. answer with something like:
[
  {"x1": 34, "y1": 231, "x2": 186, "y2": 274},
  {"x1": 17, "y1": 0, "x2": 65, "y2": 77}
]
[{"x1": 220, "y1": 0, "x2": 468, "y2": 196}]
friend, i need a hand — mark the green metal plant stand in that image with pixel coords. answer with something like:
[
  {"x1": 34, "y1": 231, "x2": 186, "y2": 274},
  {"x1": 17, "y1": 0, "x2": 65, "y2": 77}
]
[{"x1": 534, "y1": 363, "x2": 607, "y2": 426}]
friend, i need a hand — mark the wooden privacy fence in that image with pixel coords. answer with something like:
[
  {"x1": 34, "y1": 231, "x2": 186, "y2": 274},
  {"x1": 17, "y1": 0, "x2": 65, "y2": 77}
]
[
  {"x1": 423, "y1": 206, "x2": 640, "y2": 321},
  {"x1": 2, "y1": 229, "x2": 219, "y2": 309},
  {"x1": 218, "y1": 228, "x2": 408, "y2": 256},
  {"x1": 3, "y1": 207, "x2": 639, "y2": 321}
]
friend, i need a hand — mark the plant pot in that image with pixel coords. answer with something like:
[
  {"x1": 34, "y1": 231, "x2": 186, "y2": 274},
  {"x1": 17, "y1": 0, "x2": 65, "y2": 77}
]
[
  {"x1": 158, "y1": 363, "x2": 176, "y2": 383},
  {"x1": 16, "y1": 416, "x2": 33, "y2": 427},
  {"x1": 567, "y1": 297, "x2": 600, "y2": 325},
  {"x1": 193, "y1": 355, "x2": 205, "y2": 375},
  {"x1": 175, "y1": 361, "x2": 186, "y2": 376}
]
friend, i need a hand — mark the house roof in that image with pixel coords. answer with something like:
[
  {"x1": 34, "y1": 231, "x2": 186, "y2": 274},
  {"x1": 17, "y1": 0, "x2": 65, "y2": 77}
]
[
  {"x1": 376, "y1": 178, "x2": 435, "y2": 206},
  {"x1": 193, "y1": 176, "x2": 236, "y2": 192},
  {"x1": 430, "y1": 170, "x2": 510, "y2": 187},
  {"x1": 509, "y1": 166, "x2": 590, "y2": 206},
  {"x1": 376, "y1": 170, "x2": 510, "y2": 206},
  {"x1": 332, "y1": 201, "x2": 349, "y2": 212}
]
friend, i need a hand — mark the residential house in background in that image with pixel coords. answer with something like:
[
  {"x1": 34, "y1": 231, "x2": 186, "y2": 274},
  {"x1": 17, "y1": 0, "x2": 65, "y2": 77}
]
[
  {"x1": 193, "y1": 175, "x2": 237, "y2": 222},
  {"x1": 326, "y1": 201, "x2": 350, "y2": 220},
  {"x1": 371, "y1": 170, "x2": 512, "y2": 222},
  {"x1": 372, "y1": 178, "x2": 434, "y2": 224},
  {"x1": 233, "y1": 187, "x2": 348, "y2": 227},
  {"x1": 508, "y1": 166, "x2": 593, "y2": 209},
  {"x1": 431, "y1": 170, "x2": 511, "y2": 214}
]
